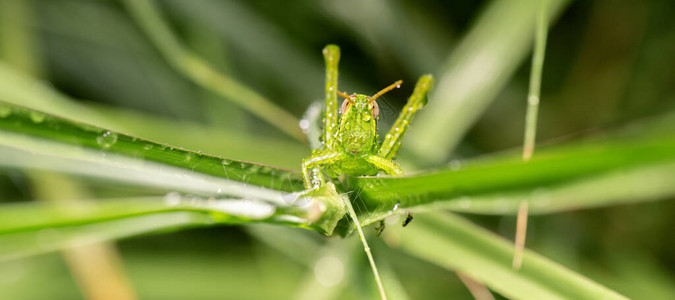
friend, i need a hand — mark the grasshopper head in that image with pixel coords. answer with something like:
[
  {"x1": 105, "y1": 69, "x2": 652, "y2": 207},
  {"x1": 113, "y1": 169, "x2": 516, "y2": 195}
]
[{"x1": 335, "y1": 81, "x2": 402, "y2": 156}]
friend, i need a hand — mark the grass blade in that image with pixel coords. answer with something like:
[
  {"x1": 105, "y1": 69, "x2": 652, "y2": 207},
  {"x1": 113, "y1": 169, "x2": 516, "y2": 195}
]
[
  {"x1": 406, "y1": 0, "x2": 569, "y2": 164},
  {"x1": 122, "y1": 0, "x2": 305, "y2": 142},
  {"x1": 0, "y1": 61, "x2": 307, "y2": 168},
  {"x1": 352, "y1": 130, "x2": 675, "y2": 223},
  {"x1": 0, "y1": 102, "x2": 303, "y2": 193},
  {"x1": 0, "y1": 187, "x2": 339, "y2": 262},
  {"x1": 392, "y1": 212, "x2": 627, "y2": 299}
]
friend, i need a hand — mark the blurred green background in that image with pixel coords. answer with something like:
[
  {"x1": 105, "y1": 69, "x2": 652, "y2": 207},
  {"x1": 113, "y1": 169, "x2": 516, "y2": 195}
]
[{"x1": 1, "y1": 0, "x2": 674, "y2": 299}]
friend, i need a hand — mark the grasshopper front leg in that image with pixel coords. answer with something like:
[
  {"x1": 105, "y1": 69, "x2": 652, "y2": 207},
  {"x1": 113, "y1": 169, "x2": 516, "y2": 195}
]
[
  {"x1": 304, "y1": 45, "x2": 341, "y2": 190},
  {"x1": 378, "y1": 75, "x2": 434, "y2": 160},
  {"x1": 321, "y1": 45, "x2": 340, "y2": 150},
  {"x1": 302, "y1": 152, "x2": 346, "y2": 189},
  {"x1": 365, "y1": 155, "x2": 403, "y2": 176}
]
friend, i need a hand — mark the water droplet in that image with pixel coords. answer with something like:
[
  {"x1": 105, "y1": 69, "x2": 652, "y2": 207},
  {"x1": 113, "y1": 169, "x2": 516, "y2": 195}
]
[
  {"x1": 96, "y1": 130, "x2": 118, "y2": 149},
  {"x1": 221, "y1": 159, "x2": 232, "y2": 166},
  {"x1": 0, "y1": 106, "x2": 11, "y2": 118},
  {"x1": 299, "y1": 119, "x2": 310, "y2": 132},
  {"x1": 164, "y1": 192, "x2": 181, "y2": 206},
  {"x1": 362, "y1": 114, "x2": 371, "y2": 122},
  {"x1": 528, "y1": 95, "x2": 539, "y2": 106},
  {"x1": 407, "y1": 106, "x2": 414, "y2": 112},
  {"x1": 393, "y1": 202, "x2": 400, "y2": 211},
  {"x1": 396, "y1": 84, "x2": 401, "y2": 88},
  {"x1": 328, "y1": 86, "x2": 334, "y2": 92},
  {"x1": 143, "y1": 144, "x2": 152, "y2": 150},
  {"x1": 29, "y1": 112, "x2": 45, "y2": 123},
  {"x1": 185, "y1": 152, "x2": 195, "y2": 162}
]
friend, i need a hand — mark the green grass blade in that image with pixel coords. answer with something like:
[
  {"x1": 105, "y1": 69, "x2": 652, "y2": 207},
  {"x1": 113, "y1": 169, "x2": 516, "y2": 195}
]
[
  {"x1": 0, "y1": 183, "x2": 347, "y2": 262},
  {"x1": 406, "y1": 0, "x2": 569, "y2": 165},
  {"x1": 0, "y1": 190, "x2": 332, "y2": 262},
  {"x1": 392, "y1": 212, "x2": 627, "y2": 299},
  {"x1": 433, "y1": 161, "x2": 675, "y2": 215},
  {"x1": 352, "y1": 131, "x2": 675, "y2": 223},
  {"x1": 122, "y1": 0, "x2": 305, "y2": 142},
  {"x1": 0, "y1": 102, "x2": 303, "y2": 193},
  {"x1": 0, "y1": 61, "x2": 308, "y2": 168},
  {"x1": 523, "y1": 0, "x2": 550, "y2": 161}
]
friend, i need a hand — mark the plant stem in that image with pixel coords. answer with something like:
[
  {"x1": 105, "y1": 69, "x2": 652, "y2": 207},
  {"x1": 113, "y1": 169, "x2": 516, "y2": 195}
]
[
  {"x1": 523, "y1": 0, "x2": 549, "y2": 162},
  {"x1": 122, "y1": 0, "x2": 305, "y2": 142},
  {"x1": 515, "y1": 0, "x2": 550, "y2": 270},
  {"x1": 343, "y1": 198, "x2": 387, "y2": 300},
  {"x1": 407, "y1": 0, "x2": 569, "y2": 165}
]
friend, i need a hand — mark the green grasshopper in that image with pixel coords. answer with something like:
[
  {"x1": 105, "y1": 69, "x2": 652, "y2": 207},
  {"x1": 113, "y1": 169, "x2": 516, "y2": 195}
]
[
  {"x1": 301, "y1": 45, "x2": 432, "y2": 299},
  {"x1": 302, "y1": 45, "x2": 433, "y2": 229}
]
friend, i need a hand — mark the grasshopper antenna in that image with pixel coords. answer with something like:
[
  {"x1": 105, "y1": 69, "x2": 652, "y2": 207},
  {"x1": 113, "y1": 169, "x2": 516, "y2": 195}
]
[
  {"x1": 370, "y1": 80, "x2": 403, "y2": 102},
  {"x1": 337, "y1": 90, "x2": 352, "y2": 100}
]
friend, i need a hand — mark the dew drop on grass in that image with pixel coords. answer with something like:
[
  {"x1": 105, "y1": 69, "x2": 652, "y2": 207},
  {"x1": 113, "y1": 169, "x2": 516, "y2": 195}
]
[
  {"x1": 96, "y1": 130, "x2": 118, "y2": 149},
  {"x1": 29, "y1": 112, "x2": 45, "y2": 123},
  {"x1": 143, "y1": 144, "x2": 152, "y2": 150},
  {"x1": 221, "y1": 159, "x2": 232, "y2": 166},
  {"x1": 0, "y1": 106, "x2": 11, "y2": 118},
  {"x1": 164, "y1": 192, "x2": 181, "y2": 206},
  {"x1": 299, "y1": 119, "x2": 310, "y2": 133},
  {"x1": 260, "y1": 166, "x2": 273, "y2": 174},
  {"x1": 247, "y1": 164, "x2": 261, "y2": 173}
]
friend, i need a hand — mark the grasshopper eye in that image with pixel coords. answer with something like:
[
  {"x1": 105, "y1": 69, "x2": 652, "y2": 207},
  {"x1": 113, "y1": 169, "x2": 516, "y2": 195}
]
[
  {"x1": 371, "y1": 101, "x2": 380, "y2": 119},
  {"x1": 340, "y1": 99, "x2": 350, "y2": 114}
]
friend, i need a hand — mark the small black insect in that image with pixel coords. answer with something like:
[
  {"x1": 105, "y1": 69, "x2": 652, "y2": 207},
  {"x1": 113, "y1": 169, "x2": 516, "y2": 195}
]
[{"x1": 402, "y1": 212, "x2": 414, "y2": 227}]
